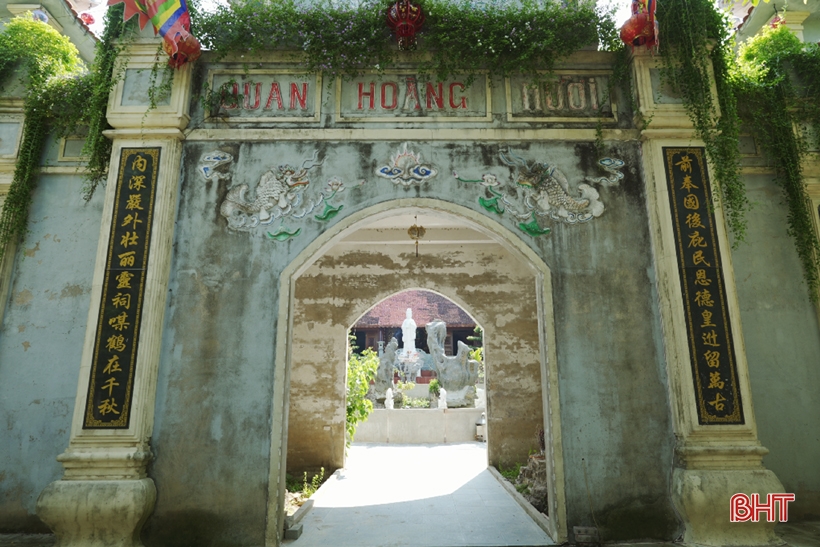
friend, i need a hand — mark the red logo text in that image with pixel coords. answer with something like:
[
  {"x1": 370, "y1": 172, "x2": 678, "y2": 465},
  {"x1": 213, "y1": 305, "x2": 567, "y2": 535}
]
[{"x1": 731, "y1": 493, "x2": 795, "y2": 522}]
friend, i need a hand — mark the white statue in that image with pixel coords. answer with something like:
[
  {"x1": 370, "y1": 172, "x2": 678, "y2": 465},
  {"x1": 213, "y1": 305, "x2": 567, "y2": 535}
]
[
  {"x1": 401, "y1": 308, "x2": 417, "y2": 354},
  {"x1": 385, "y1": 388, "x2": 394, "y2": 410},
  {"x1": 438, "y1": 387, "x2": 448, "y2": 409},
  {"x1": 425, "y1": 319, "x2": 480, "y2": 407},
  {"x1": 375, "y1": 338, "x2": 399, "y2": 396}
]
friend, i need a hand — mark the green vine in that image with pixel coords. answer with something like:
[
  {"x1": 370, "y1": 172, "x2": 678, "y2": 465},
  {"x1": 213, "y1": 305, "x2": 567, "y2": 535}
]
[
  {"x1": 657, "y1": 0, "x2": 747, "y2": 244},
  {"x1": 0, "y1": 17, "x2": 84, "y2": 265},
  {"x1": 0, "y1": 7, "x2": 130, "y2": 267},
  {"x1": 147, "y1": 45, "x2": 175, "y2": 112},
  {"x1": 81, "y1": 3, "x2": 129, "y2": 200},
  {"x1": 733, "y1": 25, "x2": 820, "y2": 299},
  {"x1": 192, "y1": 0, "x2": 605, "y2": 82}
]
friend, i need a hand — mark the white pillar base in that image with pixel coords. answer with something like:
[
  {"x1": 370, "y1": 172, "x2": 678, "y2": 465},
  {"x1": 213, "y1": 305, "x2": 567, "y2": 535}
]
[
  {"x1": 672, "y1": 468, "x2": 786, "y2": 547},
  {"x1": 36, "y1": 478, "x2": 156, "y2": 547}
]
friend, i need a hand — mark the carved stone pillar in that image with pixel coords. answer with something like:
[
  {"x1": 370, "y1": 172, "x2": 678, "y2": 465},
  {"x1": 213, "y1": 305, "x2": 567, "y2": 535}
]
[
  {"x1": 36, "y1": 37, "x2": 191, "y2": 547},
  {"x1": 634, "y1": 48, "x2": 785, "y2": 546}
]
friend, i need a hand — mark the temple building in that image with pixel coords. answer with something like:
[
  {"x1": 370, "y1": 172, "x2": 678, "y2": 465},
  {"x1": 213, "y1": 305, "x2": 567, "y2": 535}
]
[
  {"x1": 351, "y1": 289, "x2": 478, "y2": 357},
  {"x1": 0, "y1": 1, "x2": 819, "y2": 546}
]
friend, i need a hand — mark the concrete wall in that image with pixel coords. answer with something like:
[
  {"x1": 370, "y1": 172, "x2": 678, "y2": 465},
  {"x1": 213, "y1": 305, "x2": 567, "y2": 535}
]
[
  {"x1": 138, "y1": 136, "x2": 679, "y2": 545},
  {"x1": 354, "y1": 408, "x2": 485, "y2": 444},
  {"x1": 732, "y1": 173, "x2": 820, "y2": 520},
  {"x1": 287, "y1": 242, "x2": 542, "y2": 471},
  {"x1": 0, "y1": 173, "x2": 103, "y2": 533}
]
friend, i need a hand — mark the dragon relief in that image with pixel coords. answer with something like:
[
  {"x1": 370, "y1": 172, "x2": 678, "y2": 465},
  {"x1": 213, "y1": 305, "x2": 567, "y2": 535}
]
[
  {"x1": 499, "y1": 149, "x2": 605, "y2": 223},
  {"x1": 454, "y1": 150, "x2": 623, "y2": 235},
  {"x1": 219, "y1": 152, "x2": 324, "y2": 231}
]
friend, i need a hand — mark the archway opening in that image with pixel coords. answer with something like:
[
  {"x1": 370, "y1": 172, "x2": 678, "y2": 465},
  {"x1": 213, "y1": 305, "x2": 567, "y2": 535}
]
[
  {"x1": 268, "y1": 201, "x2": 566, "y2": 544},
  {"x1": 348, "y1": 288, "x2": 487, "y2": 446}
]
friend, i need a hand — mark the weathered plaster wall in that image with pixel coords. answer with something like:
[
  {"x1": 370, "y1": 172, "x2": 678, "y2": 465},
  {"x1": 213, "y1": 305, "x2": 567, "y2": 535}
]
[
  {"x1": 732, "y1": 173, "x2": 820, "y2": 520},
  {"x1": 145, "y1": 137, "x2": 678, "y2": 545},
  {"x1": 288, "y1": 242, "x2": 542, "y2": 471},
  {"x1": 0, "y1": 174, "x2": 103, "y2": 533}
]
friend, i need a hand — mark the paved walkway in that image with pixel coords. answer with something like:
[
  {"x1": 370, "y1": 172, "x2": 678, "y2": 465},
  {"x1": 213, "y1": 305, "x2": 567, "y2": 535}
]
[{"x1": 285, "y1": 442, "x2": 555, "y2": 547}]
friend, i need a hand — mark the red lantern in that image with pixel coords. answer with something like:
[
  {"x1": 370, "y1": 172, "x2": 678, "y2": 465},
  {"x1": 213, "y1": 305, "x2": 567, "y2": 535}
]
[
  {"x1": 619, "y1": 0, "x2": 658, "y2": 50},
  {"x1": 163, "y1": 30, "x2": 202, "y2": 69},
  {"x1": 387, "y1": 0, "x2": 425, "y2": 51},
  {"x1": 79, "y1": 12, "x2": 95, "y2": 25}
]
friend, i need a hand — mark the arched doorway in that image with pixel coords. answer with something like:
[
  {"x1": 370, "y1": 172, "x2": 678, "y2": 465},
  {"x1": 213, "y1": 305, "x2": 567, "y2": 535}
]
[
  {"x1": 264, "y1": 199, "x2": 567, "y2": 544},
  {"x1": 347, "y1": 288, "x2": 486, "y2": 443}
]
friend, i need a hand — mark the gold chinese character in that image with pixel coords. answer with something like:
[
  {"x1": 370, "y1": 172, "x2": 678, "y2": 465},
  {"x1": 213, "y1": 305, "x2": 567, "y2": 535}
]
[
  {"x1": 675, "y1": 155, "x2": 693, "y2": 173},
  {"x1": 132, "y1": 155, "x2": 148, "y2": 172},
  {"x1": 692, "y1": 250, "x2": 711, "y2": 267},
  {"x1": 701, "y1": 309, "x2": 717, "y2": 327},
  {"x1": 683, "y1": 194, "x2": 699, "y2": 210},
  {"x1": 98, "y1": 398, "x2": 120, "y2": 416},
  {"x1": 704, "y1": 350, "x2": 720, "y2": 368},
  {"x1": 103, "y1": 355, "x2": 122, "y2": 374},
  {"x1": 702, "y1": 330, "x2": 720, "y2": 347},
  {"x1": 118, "y1": 251, "x2": 136, "y2": 267},
  {"x1": 122, "y1": 212, "x2": 142, "y2": 230},
  {"x1": 120, "y1": 232, "x2": 139, "y2": 248},
  {"x1": 688, "y1": 231, "x2": 708, "y2": 248},
  {"x1": 695, "y1": 289, "x2": 714, "y2": 307},
  {"x1": 106, "y1": 335, "x2": 126, "y2": 352},
  {"x1": 680, "y1": 175, "x2": 698, "y2": 191},
  {"x1": 125, "y1": 194, "x2": 143, "y2": 211},
  {"x1": 694, "y1": 269, "x2": 711, "y2": 286},
  {"x1": 108, "y1": 312, "x2": 130, "y2": 332},
  {"x1": 116, "y1": 271, "x2": 134, "y2": 289},
  {"x1": 112, "y1": 292, "x2": 131, "y2": 309},
  {"x1": 686, "y1": 213, "x2": 705, "y2": 229},
  {"x1": 129, "y1": 175, "x2": 146, "y2": 191},
  {"x1": 707, "y1": 392, "x2": 726, "y2": 412},
  {"x1": 708, "y1": 371, "x2": 725, "y2": 390},
  {"x1": 101, "y1": 376, "x2": 120, "y2": 397}
]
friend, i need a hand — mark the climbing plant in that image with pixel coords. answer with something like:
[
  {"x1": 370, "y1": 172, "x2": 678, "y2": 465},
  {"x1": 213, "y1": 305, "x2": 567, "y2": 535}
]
[
  {"x1": 0, "y1": 17, "x2": 84, "y2": 265},
  {"x1": 657, "y1": 0, "x2": 747, "y2": 244},
  {"x1": 79, "y1": 3, "x2": 129, "y2": 200},
  {"x1": 733, "y1": 25, "x2": 820, "y2": 299},
  {"x1": 191, "y1": 0, "x2": 606, "y2": 82}
]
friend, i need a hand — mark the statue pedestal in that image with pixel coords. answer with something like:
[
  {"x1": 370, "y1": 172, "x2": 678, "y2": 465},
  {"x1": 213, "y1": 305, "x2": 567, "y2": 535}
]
[{"x1": 442, "y1": 385, "x2": 476, "y2": 408}]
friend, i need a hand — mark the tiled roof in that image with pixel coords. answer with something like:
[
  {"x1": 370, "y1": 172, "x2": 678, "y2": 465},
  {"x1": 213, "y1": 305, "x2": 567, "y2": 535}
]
[
  {"x1": 355, "y1": 290, "x2": 475, "y2": 328},
  {"x1": 62, "y1": 0, "x2": 97, "y2": 39}
]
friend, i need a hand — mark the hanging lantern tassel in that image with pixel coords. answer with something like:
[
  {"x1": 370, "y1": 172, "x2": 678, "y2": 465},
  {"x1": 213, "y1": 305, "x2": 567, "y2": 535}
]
[
  {"x1": 108, "y1": 0, "x2": 202, "y2": 68},
  {"x1": 619, "y1": 0, "x2": 659, "y2": 51},
  {"x1": 163, "y1": 29, "x2": 202, "y2": 69},
  {"x1": 407, "y1": 216, "x2": 426, "y2": 258},
  {"x1": 387, "y1": 0, "x2": 425, "y2": 51}
]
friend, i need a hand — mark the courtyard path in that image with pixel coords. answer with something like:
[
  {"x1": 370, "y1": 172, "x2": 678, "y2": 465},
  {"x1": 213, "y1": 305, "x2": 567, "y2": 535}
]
[{"x1": 285, "y1": 442, "x2": 556, "y2": 547}]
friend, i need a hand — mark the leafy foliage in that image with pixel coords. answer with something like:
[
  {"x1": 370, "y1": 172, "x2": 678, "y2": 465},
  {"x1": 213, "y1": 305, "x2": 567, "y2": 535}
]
[
  {"x1": 301, "y1": 467, "x2": 326, "y2": 497},
  {"x1": 401, "y1": 396, "x2": 430, "y2": 408},
  {"x1": 498, "y1": 462, "x2": 523, "y2": 481},
  {"x1": 419, "y1": 0, "x2": 600, "y2": 82},
  {"x1": 657, "y1": 0, "x2": 747, "y2": 244},
  {"x1": 428, "y1": 378, "x2": 441, "y2": 397},
  {"x1": 346, "y1": 348, "x2": 378, "y2": 446},
  {"x1": 192, "y1": 0, "x2": 605, "y2": 82},
  {"x1": 732, "y1": 25, "x2": 820, "y2": 299},
  {"x1": 0, "y1": 17, "x2": 83, "y2": 88},
  {"x1": 0, "y1": 17, "x2": 84, "y2": 266},
  {"x1": 80, "y1": 3, "x2": 129, "y2": 200},
  {"x1": 0, "y1": 7, "x2": 129, "y2": 267}
]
